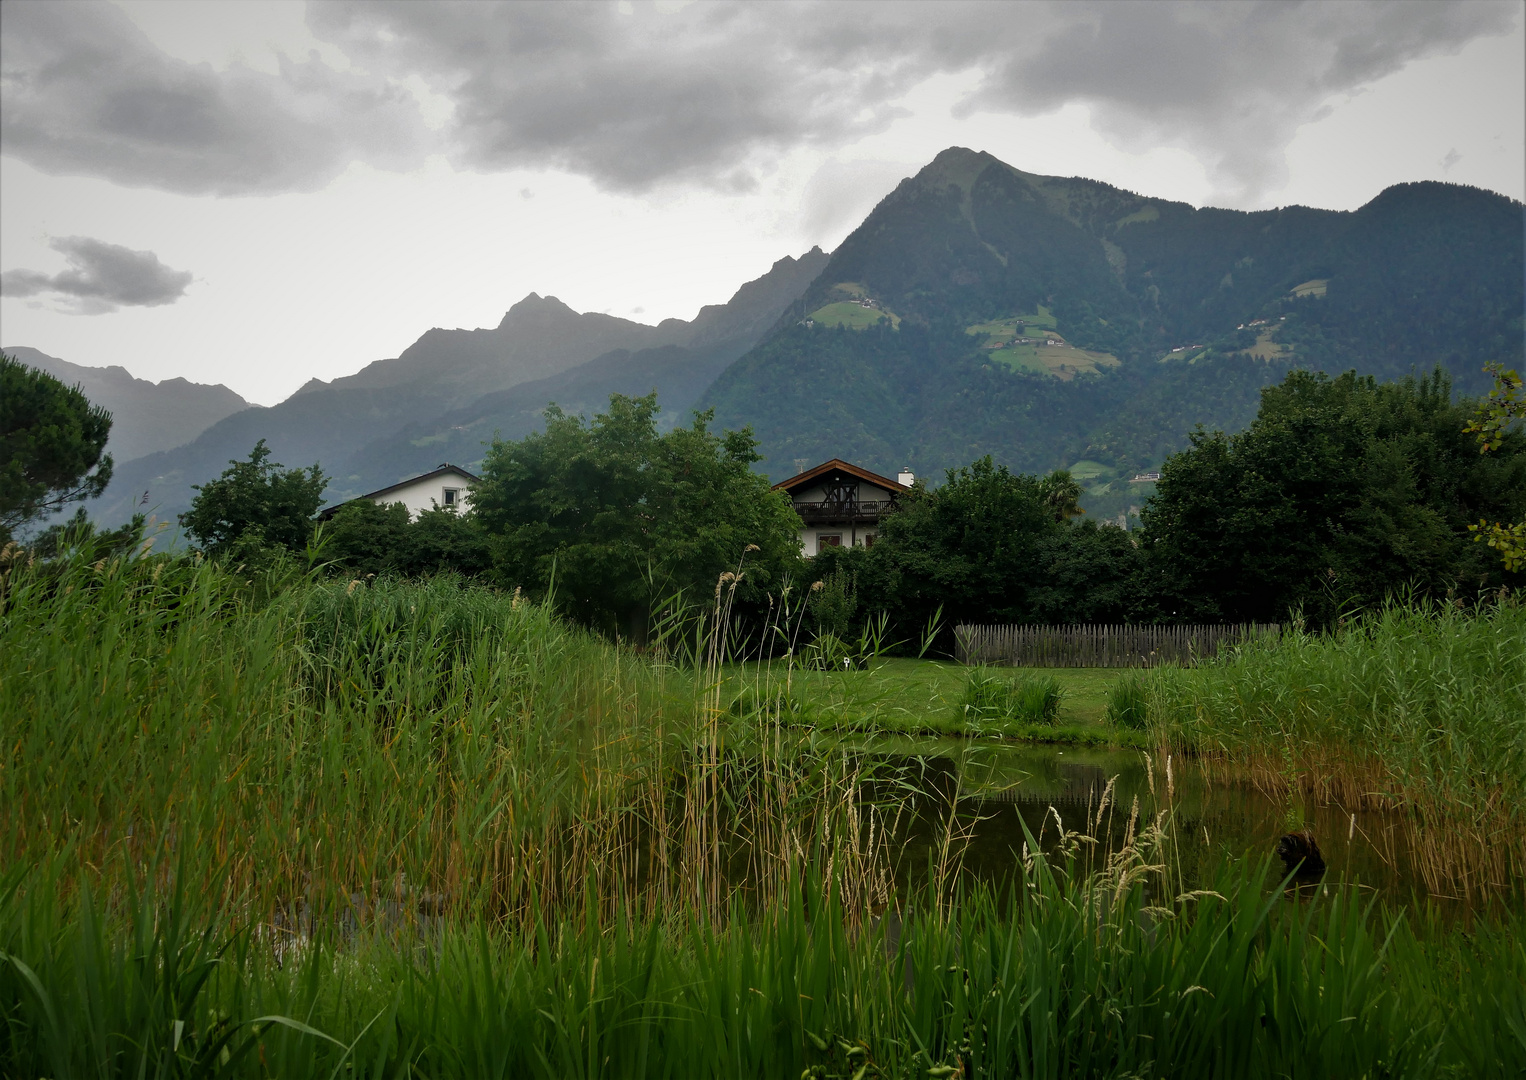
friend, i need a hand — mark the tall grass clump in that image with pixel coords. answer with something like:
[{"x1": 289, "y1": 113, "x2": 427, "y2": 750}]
[
  {"x1": 1145, "y1": 598, "x2": 1526, "y2": 896},
  {"x1": 1106, "y1": 672, "x2": 1150, "y2": 729},
  {"x1": 1, "y1": 543, "x2": 899, "y2": 930},
  {"x1": 960, "y1": 666, "x2": 1063, "y2": 728}
]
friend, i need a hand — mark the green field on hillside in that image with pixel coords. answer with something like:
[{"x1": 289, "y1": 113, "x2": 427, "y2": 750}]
[
  {"x1": 1250, "y1": 330, "x2": 1290, "y2": 360},
  {"x1": 1290, "y1": 278, "x2": 1329, "y2": 298},
  {"x1": 1068, "y1": 459, "x2": 1117, "y2": 482},
  {"x1": 807, "y1": 300, "x2": 901, "y2": 329},
  {"x1": 988, "y1": 340, "x2": 1120, "y2": 379},
  {"x1": 967, "y1": 308, "x2": 1116, "y2": 379},
  {"x1": 966, "y1": 306, "x2": 1059, "y2": 339}
]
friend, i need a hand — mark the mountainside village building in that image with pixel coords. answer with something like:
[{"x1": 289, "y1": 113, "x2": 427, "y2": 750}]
[
  {"x1": 772, "y1": 459, "x2": 913, "y2": 556},
  {"x1": 318, "y1": 463, "x2": 478, "y2": 521}
]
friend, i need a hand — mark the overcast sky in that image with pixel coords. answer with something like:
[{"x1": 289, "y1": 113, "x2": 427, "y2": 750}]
[{"x1": 2, "y1": 0, "x2": 1522, "y2": 405}]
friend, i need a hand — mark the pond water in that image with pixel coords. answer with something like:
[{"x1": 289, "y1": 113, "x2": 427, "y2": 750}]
[{"x1": 836, "y1": 737, "x2": 1481, "y2": 910}]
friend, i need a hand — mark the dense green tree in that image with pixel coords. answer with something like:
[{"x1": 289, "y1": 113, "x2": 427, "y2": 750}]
[
  {"x1": 1030, "y1": 519, "x2": 1145, "y2": 623},
  {"x1": 325, "y1": 500, "x2": 414, "y2": 577},
  {"x1": 1139, "y1": 368, "x2": 1526, "y2": 624},
  {"x1": 407, "y1": 506, "x2": 492, "y2": 577},
  {"x1": 1, "y1": 352, "x2": 114, "y2": 543},
  {"x1": 868, "y1": 457, "x2": 1063, "y2": 629},
  {"x1": 804, "y1": 460, "x2": 1137, "y2": 646},
  {"x1": 180, "y1": 439, "x2": 326, "y2": 556},
  {"x1": 325, "y1": 501, "x2": 492, "y2": 579},
  {"x1": 472, "y1": 393, "x2": 801, "y2": 634}
]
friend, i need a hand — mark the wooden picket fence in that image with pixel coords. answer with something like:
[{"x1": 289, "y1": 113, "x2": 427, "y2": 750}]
[{"x1": 954, "y1": 622, "x2": 1280, "y2": 668}]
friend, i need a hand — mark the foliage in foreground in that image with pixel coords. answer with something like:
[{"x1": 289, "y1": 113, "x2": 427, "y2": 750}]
[
  {"x1": 4, "y1": 850, "x2": 1524, "y2": 1078},
  {"x1": 5, "y1": 544, "x2": 1526, "y2": 1076},
  {"x1": 0, "y1": 543, "x2": 687, "y2": 925}
]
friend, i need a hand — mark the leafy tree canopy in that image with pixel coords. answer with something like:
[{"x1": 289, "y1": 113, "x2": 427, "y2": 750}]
[
  {"x1": 179, "y1": 439, "x2": 327, "y2": 556},
  {"x1": 1139, "y1": 367, "x2": 1526, "y2": 623},
  {"x1": 808, "y1": 458, "x2": 1140, "y2": 648},
  {"x1": 0, "y1": 351, "x2": 113, "y2": 543},
  {"x1": 326, "y1": 500, "x2": 491, "y2": 579},
  {"x1": 472, "y1": 393, "x2": 801, "y2": 634},
  {"x1": 869, "y1": 457, "x2": 1067, "y2": 627},
  {"x1": 1465, "y1": 363, "x2": 1526, "y2": 571}
]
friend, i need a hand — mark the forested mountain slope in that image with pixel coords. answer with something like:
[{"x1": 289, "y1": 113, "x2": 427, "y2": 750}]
[{"x1": 704, "y1": 148, "x2": 1523, "y2": 498}]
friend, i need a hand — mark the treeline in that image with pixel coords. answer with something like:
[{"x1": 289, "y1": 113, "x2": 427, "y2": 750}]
[
  {"x1": 7, "y1": 351, "x2": 1522, "y2": 644},
  {"x1": 202, "y1": 367, "x2": 1526, "y2": 642},
  {"x1": 818, "y1": 367, "x2": 1523, "y2": 640}
]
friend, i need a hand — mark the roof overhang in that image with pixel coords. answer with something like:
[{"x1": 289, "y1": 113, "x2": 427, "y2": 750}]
[
  {"x1": 317, "y1": 463, "x2": 481, "y2": 520},
  {"x1": 772, "y1": 458, "x2": 910, "y2": 495}
]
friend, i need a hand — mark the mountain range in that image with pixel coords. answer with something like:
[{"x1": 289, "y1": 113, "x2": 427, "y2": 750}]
[
  {"x1": 6, "y1": 147, "x2": 1522, "y2": 527},
  {"x1": 3, "y1": 346, "x2": 251, "y2": 461},
  {"x1": 703, "y1": 149, "x2": 1523, "y2": 515}
]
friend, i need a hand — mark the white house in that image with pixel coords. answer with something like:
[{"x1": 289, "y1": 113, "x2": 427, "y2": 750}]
[
  {"x1": 772, "y1": 459, "x2": 913, "y2": 556},
  {"x1": 319, "y1": 463, "x2": 479, "y2": 521}
]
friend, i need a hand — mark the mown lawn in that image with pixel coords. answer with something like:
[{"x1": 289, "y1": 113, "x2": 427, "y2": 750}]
[{"x1": 719, "y1": 658, "x2": 1139, "y2": 744}]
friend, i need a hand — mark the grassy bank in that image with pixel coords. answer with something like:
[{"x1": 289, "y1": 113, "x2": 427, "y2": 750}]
[
  {"x1": 721, "y1": 659, "x2": 1138, "y2": 743},
  {"x1": 1144, "y1": 600, "x2": 1526, "y2": 897}
]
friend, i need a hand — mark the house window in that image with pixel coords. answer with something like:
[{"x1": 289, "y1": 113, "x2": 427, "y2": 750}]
[
  {"x1": 442, "y1": 487, "x2": 462, "y2": 507},
  {"x1": 863, "y1": 533, "x2": 876, "y2": 548},
  {"x1": 817, "y1": 534, "x2": 842, "y2": 548}
]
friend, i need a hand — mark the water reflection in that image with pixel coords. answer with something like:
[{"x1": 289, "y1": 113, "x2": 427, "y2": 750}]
[{"x1": 838, "y1": 737, "x2": 1471, "y2": 909}]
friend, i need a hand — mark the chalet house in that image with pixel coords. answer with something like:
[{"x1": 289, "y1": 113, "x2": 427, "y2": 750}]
[
  {"x1": 772, "y1": 459, "x2": 913, "y2": 556},
  {"x1": 318, "y1": 463, "x2": 479, "y2": 521}
]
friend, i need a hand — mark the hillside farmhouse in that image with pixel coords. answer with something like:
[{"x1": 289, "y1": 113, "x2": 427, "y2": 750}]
[
  {"x1": 772, "y1": 459, "x2": 913, "y2": 556},
  {"x1": 318, "y1": 463, "x2": 478, "y2": 521}
]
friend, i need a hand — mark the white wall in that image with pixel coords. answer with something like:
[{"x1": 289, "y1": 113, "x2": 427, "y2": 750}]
[
  {"x1": 799, "y1": 526, "x2": 877, "y2": 557},
  {"x1": 370, "y1": 474, "x2": 474, "y2": 520},
  {"x1": 788, "y1": 479, "x2": 897, "y2": 555}
]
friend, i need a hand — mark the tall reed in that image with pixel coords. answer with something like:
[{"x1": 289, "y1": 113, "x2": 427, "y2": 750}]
[
  {"x1": 1144, "y1": 598, "x2": 1526, "y2": 896},
  {"x1": 5, "y1": 829, "x2": 1523, "y2": 1077},
  {"x1": 0, "y1": 548, "x2": 890, "y2": 935}
]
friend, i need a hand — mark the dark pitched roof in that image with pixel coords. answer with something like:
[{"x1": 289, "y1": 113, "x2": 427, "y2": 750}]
[
  {"x1": 771, "y1": 458, "x2": 910, "y2": 495},
  {"x1": 317, "y1": 463, "x2": 480, "y2": 520}
]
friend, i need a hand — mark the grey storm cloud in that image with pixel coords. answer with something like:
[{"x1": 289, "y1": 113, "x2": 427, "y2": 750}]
[
  {"x1": 307, "y1": 0, "x2": 1518, "y2": 202},
  {"x1": 0, "y1": 0, "x2": 430, "y2": 195},
  {"x1": 1, "y1": 236, "x2": 194, "y2": 314},
  {"x1": 0, "y1": 0, "x2": 1517, "y2": 203}
]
